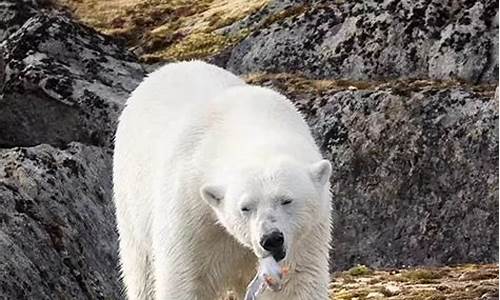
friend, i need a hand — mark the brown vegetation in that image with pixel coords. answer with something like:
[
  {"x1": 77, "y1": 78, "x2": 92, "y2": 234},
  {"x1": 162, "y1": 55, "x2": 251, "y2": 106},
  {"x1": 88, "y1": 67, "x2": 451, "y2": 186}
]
[{"x1": 55, "y1": 0, "x2": 268, "y2": 62}]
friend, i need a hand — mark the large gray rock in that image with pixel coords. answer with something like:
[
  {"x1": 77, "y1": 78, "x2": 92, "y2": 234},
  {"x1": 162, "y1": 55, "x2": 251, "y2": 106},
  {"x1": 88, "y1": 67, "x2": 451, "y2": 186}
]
[
  {"x1": 0, "y1": 14, "x2": 144, "y2": 148},
  {"x1": 223, "y1": 0, "x2": 498, "y2": 83},
  {"x1": 297, "y1": 83, "x2": 498, "y2": 270},
  {"x1": 0, "y1": 143, "x2": 122, "y2": 299}
]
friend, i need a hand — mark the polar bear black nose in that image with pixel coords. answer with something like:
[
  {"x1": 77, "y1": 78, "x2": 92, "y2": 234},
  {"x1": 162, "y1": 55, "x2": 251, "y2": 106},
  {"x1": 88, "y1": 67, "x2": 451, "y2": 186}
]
[{"x1": 260, "y1": 231, "x2": 284, "y2": 251}]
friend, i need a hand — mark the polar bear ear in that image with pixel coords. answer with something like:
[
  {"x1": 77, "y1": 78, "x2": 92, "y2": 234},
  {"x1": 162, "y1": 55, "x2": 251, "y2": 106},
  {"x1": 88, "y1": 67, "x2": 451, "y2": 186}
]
[
  {"x1": 200, "y1": 185, "x2": 225, "y2": 208},
  {"x1": 309, "y1": 160, "x2": 332, "y2": 186}
]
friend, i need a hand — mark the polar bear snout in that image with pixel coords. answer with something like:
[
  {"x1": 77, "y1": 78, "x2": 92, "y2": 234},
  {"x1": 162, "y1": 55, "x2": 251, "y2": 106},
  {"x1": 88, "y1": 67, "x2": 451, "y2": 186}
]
[
  {"x1": 260, "y1": 231, "x2": 286, "y2": 261},
  {"x1": 260, "y1": 231, "x2": 284, "y2": 251}
]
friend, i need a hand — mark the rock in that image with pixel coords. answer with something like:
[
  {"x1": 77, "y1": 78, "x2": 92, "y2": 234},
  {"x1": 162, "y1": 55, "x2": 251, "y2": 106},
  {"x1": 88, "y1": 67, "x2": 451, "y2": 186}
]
[
  {"x1": 383, "y1": 284, "x2": 401, "y2": 296},
  {"x1": 0, "y1": 14, "x2": 144, "y2": 148},
  {"x1": 0, "y1": 143, "x2": 121, "y2": 299},
  {"x1": 366, "y1": 291, "x2": 385, "y2": 298},
  {"x1": 0, "y1": 47, "x2": 4, "y2": 88},
  {"x1": 223, "y1": 0, "x2": 498, "y2": 83},
  {"x1": 0, "y1": 0, "x2": 51, "y2": 42},
  {"x1": 481, "y1": 292, "x2": 499, "y2": 300},
  {"x1": 291, "y1": 82, "x2": 498, "y2": 270},
  {"x1": 494, "y1": 86, "x2": 499, "y2": 111}
]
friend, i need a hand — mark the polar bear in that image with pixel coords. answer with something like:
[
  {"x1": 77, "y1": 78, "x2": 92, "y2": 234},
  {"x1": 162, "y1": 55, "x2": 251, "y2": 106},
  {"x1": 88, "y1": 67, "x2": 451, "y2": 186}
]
[{"x1": 113, "y1": 61, "x2": 332, "y2": 300}]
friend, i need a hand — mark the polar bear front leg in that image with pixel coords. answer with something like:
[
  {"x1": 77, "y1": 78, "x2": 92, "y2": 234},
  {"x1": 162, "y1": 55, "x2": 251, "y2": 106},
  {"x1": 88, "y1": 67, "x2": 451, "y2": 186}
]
[
  {"x1": 152, "y1": 241, "x2": 219, "y2": 300},
  {"x1": 151, "y1": 219, "x2": 224, "y2": 300},
  {"x1": 117, "y1": 227, "x2": 153, "y2": 300}
]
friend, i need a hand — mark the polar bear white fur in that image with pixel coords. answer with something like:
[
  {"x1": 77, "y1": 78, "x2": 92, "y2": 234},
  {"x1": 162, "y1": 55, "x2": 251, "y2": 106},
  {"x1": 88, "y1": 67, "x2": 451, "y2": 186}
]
[{"x1": 113, "y1": 61, "x2": 332, "y2": 300}]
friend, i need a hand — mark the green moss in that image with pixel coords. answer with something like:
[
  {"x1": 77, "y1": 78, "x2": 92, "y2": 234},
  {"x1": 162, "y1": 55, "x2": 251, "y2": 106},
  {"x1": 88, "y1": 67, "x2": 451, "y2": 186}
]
[
  {"x1": 402, "y1": 269, "x2": 442, "y2": 282},
  {"x1": 347, "y1": 265, "x2": 373, "y2": 277}
]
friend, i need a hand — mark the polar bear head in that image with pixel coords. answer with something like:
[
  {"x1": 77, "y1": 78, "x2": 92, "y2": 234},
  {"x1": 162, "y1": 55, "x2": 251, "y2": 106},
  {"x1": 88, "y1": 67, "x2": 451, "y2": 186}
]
[{"x1": 200, "y1": 156, "x2": 331, "y2": 261}]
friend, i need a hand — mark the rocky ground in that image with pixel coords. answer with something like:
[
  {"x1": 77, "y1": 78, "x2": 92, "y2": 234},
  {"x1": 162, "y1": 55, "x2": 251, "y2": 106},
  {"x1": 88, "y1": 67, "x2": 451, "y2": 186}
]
[
  {"x1": 0, "y1": 0, "x2": 498, "y2": 299},
  {"x1": 329, "y1": 264, "x2": 498, "y2": 299}
]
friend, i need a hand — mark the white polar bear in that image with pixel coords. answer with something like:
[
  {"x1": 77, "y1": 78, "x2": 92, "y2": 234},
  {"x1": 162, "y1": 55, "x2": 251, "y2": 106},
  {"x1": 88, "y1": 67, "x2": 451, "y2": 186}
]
[{"x1": 113, "y1": 61, "x2": 332, "y2": 300}]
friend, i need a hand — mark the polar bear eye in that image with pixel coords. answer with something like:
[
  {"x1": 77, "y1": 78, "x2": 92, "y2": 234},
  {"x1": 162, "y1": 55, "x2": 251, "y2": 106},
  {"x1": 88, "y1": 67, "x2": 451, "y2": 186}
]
[
  {"x1": 241, "y1": 206, "x2": 251, "y2": 213},
  {"x1": 281, "y1": 198, "x2": 293, "y2": 206}
]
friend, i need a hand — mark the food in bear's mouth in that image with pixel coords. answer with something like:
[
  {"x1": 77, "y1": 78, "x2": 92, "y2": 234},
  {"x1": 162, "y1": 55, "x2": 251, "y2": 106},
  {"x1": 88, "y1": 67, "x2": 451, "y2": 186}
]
[{"x1": 244, "y1": 256, "x2": 289, "y2": 300}]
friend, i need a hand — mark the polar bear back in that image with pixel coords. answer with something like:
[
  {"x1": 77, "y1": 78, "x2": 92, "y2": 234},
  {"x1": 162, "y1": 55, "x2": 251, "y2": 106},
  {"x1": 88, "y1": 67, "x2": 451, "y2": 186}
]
[
  {"x1": 200, "y1": 85, "x2": 321, "y2": 168},
  {"x1": 113, "y1": 61, "x2": 244, "y2": 239}
]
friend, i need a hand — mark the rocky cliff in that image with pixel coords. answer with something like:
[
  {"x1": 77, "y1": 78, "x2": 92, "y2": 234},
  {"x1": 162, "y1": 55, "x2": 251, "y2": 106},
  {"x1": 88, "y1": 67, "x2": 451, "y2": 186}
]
[
  {"x1": 0, "y1": 2, "x2": 144, "y2": 298},
  {"x1": 0, "y1": 0, "x2": 497, "y2": 299},
  {"x1": 222, "y1": 0, "x2": 498, "y2": 83},
  {"x1": 247, "y1": 74, "x2": 498, "y2": 271}
]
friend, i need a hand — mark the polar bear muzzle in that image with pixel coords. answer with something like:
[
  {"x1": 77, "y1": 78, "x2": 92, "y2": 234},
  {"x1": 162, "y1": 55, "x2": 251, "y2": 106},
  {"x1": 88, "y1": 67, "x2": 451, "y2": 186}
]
[{"x1": 260, "y1": 231, "x2": 286, "y2": 261}]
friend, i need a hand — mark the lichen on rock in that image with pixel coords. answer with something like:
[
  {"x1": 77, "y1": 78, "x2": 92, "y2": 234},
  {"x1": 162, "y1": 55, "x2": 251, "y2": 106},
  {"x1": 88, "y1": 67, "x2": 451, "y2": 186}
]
[
  {"x1": 0, "y1": 14, "x2": 144, "y2": 148},
  {"x1": 0, "y1": 143, "x2": 120, "y2": 299},
  {"x1": 223, "y1": 0, "x2": 498, "y2": 84}
]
